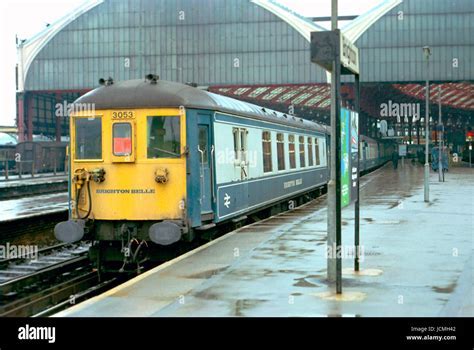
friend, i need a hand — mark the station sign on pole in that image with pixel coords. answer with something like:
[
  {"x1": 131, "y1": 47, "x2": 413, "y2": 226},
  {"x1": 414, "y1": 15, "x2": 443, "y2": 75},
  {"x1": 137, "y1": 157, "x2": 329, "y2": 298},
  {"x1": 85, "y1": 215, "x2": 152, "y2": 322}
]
[
  {"x1": 310, "y1": 31, "x2": 359, "y2": 75},
  {"x1": 341, "y1": 107, "x2": 359, "y2": 208},
  {"x1": 311, "y1": 29, "x2": 360, "y2": 293}
]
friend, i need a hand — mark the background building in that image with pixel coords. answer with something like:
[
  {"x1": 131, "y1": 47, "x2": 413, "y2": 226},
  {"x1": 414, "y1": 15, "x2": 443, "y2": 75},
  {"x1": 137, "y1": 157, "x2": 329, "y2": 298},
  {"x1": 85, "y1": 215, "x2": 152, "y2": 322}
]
[{"x1": 16, "y1": 0, "x2": 473, "y2": 150}]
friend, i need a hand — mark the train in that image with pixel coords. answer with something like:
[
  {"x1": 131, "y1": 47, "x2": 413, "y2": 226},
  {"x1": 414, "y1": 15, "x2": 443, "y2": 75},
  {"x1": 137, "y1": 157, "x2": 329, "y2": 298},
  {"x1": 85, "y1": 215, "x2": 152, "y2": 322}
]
[
  {"x1": 0, "y1": 132, "x2": 17, "y2": 172},
  {"x1": 15, "y1": 141, "x2": 68, "y2": 174},
  {"x1": 54, "y1": 76, "x2": 393, "y2": 273},
  {"x1": 0, "y1": 134, "x2": 67, "y2": 175}
]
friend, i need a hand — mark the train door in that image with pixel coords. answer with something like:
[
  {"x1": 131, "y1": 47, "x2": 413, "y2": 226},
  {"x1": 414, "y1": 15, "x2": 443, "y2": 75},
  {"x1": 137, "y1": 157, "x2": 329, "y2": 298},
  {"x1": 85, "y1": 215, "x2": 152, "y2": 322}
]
[
  {"x1": 197, "y1": 115, "x2": 214, "y2": 218},
  {"x1": 237, "y1": 128, "x2": 249, "y2": 210}
]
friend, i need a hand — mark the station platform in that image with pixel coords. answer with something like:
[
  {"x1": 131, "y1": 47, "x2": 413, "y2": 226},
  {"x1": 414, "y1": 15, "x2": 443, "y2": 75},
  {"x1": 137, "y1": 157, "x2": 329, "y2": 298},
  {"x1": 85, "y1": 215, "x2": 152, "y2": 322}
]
[
  {"x1": 55, "y1": 163, "x2": 473, "y2": 317},
  {"x1": 0, "y1": 173, "x2": 67, "y2": 200},
  {"x1": 0, "y1": 192, "x2": 68, "y2": 223}
]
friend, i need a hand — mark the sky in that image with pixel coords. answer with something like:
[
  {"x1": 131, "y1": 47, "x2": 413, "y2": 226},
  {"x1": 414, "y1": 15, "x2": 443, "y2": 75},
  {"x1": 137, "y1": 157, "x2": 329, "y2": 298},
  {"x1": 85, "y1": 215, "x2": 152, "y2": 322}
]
[{"x1": 0, "y1": 0, "x2": 383, "y2": 126}]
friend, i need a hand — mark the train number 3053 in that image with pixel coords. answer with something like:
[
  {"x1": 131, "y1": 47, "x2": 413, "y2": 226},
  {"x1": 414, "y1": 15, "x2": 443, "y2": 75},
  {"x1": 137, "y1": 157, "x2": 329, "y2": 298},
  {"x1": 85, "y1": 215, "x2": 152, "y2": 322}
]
[{"x1": 112, "y1": 111, "x2": 135, "y2": 119}]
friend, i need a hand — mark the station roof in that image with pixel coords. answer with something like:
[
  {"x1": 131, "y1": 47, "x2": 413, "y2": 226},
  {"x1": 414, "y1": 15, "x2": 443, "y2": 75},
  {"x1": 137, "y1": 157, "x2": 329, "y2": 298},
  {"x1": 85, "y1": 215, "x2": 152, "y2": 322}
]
[
  {"x1": 210, "y1": 84, "x2": 332, "y2": 110},
  {"x1": 19, "y1": 0, "x2": 399, "y2": 91},
  {"x1": 251, "y1": 0, "x2": 325, "y2": 41},
  {"x1": 209, "y1": 81, "x2": 474, "y2": 119},
  {"x1": 343, "y1": 0, "x2": 403, "y2": 42},
  {"x1": 17, "y1": 0, "x2": 327, "y2": 90},
  {"x1": 16, "y1": 0, "x2": 104, "y2": 91},
  {"x1": 393, "y1": 83, "x2": 474, "y2": 111}
]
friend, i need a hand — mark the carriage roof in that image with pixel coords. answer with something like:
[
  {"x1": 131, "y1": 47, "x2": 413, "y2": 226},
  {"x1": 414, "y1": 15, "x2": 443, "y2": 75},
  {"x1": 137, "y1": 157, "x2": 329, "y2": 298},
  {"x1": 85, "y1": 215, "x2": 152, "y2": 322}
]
[{"x1": 74, "y1": 79, "x2": 330, "y2": 134}]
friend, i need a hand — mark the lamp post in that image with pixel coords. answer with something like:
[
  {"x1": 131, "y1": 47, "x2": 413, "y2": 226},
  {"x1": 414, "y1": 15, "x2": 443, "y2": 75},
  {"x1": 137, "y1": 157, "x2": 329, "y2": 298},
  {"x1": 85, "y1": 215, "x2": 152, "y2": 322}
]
[{"x1": 423, "y1": 46, "x2": 431, "y2": 202}]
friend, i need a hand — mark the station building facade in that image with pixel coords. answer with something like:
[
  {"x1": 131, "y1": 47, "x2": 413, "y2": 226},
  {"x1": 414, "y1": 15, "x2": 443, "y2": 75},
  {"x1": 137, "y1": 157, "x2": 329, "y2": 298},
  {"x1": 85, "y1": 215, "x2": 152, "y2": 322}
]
[{"x1": 16, "y1": 0, "x2": 473, "y2": 149}]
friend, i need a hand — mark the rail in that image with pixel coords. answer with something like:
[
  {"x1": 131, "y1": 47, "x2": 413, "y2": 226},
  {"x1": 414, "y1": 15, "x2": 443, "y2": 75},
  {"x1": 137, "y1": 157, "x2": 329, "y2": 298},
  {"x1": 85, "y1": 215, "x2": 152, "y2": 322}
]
[
  {"x1": 0, "y1": 242, "x2": 90, "y2": 294},
  {"x1": 0, "y1": 242, "x2": 106, "y2": 317}
]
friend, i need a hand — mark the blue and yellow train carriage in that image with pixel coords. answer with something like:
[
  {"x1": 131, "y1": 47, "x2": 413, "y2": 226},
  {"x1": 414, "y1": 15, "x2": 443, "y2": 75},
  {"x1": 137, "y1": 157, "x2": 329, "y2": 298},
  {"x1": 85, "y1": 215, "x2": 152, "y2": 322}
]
[
  {"x1": 212, "y1": 105, "x2": 329, "y2": 221},
  {"x1": 55, "y1": 77, "x2": 330, "y2": 270}
]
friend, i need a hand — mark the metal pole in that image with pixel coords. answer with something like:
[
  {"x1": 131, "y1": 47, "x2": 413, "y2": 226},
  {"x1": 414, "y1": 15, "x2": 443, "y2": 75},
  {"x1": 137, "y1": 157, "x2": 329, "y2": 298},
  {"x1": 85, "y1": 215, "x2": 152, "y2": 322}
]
[
  {"x1": 424, "y1": 49, "x2": 430, "y2": 202},
  {"x1": 331, "y1": 0, "x2": 337, "y2": 30},
  {"x1": 334, "y1": 54, "x2": 342, "y2": 294},
  {"x1": 327, "y1": 0, "x2": 338, "y2": 283},
  {"x1": 54, "y1": 151, "x2": 57, "y2": 176},
  {"x1": 438, "y1": 87, "x2": 443, "y2": 182},
  {"x1": 470, "y1": 143, "x2": 472, "y2": 168},
  {"x1": 354, "y1": 74, "x2": 360, "y2": 272},
  {"x1": 65, "y1": 146, "x2": 69, "y2": 175}
]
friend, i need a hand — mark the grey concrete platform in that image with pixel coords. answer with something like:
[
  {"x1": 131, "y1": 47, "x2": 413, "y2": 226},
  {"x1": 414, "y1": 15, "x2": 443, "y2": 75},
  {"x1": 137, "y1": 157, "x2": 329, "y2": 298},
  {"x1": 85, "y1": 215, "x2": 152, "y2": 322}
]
[
  {"x1": 55, "y1": 163, "x2": 473, "y2": 317},
  {"x1": 0, "y1": 192, "x2": 68, "y2": 223},
  {"x1": 0, "y1": 173, "x2": 67, "y2": 200},
  {"x1": 0, "y1": 171, "x2": 66, "y2": 182}
]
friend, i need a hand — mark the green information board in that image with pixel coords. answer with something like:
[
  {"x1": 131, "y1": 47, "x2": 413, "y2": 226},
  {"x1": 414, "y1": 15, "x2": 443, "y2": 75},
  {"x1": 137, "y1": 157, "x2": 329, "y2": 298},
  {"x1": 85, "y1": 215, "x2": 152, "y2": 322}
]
[{"x1": 341, "y1": 108, "x2": 351, "y2": 207}]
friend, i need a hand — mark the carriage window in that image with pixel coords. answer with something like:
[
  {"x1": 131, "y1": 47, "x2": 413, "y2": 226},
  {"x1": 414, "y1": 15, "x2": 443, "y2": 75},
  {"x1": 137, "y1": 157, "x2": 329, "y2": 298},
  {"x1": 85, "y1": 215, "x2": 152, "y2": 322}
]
[
  {"x1": 198, "y1": 126, "x2": 208, "y2": 164},
  {"x1": 262, "y1": 131, "x2": 272, "y2": 173},
  {"x1": 233, "y1": 128, "x2": 247, "y2": 162},
  {"x1": 240, "y1": 129, "x2": 248, "y2": 163},
  {"x1": 308, "y1": 137, "x2": 313, "y2": 166},
  {"x1": 147, "y1": 116, "x2": 180, "y2": 158},
  {"x1": 288, "y1": 135, "x2": 296, "y2": 169},
  {"x1": 299, "y1": 136, "x2": 305, "y2": 168},
  {"x1": 315, "y1": 138, "x2": 321, "y2": 165},
  {"x1": 232, "y1": 128, "x2": 248, "y2": 162},
  {"x1": 113, "y1": 123, "x2": 132, "y2": 156},
  {"x1": 75, "y1": 117, "x2": 102, "y2": 159},
  {"x1": 277, "y1": 133, "x2": 285, "y2": 171},
  {"x1": 321, "y1": 139, "x2": 326, "y2": 165},
  {"x1": 233, "y1": 128, "x2": 240, "y2": 160}
]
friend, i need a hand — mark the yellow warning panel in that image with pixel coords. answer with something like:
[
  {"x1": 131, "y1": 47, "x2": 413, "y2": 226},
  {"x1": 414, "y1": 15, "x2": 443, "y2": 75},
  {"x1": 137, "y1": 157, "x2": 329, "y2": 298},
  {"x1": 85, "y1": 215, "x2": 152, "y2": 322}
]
[{"x1": 313, "y1": 291, "x2": 367, "y2": 302}]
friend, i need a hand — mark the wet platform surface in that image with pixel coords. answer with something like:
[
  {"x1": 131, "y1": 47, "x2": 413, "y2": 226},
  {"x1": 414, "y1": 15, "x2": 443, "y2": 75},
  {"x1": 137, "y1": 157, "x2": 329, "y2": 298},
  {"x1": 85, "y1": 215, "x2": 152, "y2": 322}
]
[
  {"x1": 55, "y1": 164, "x2": 473, "y2": 317},
  {"x1": 0, "y1": 173, "x2": 67, "y2": 188},
  {"x1": 0, "y1": 173, "x2": 67, "y2": 201},
  {"x1": 0, "y1": 192, "x2": 68, "y2": 222}
]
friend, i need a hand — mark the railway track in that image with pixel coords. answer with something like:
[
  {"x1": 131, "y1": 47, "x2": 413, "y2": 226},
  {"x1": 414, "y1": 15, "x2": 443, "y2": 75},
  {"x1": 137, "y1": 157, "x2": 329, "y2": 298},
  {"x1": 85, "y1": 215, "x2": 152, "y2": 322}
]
[
  {"x1": 32, "y1": 274, "x2": 122, "y2": 317},
  {"x1": 0, "y1": 242, "x2": 98, "y2": 317},
  {"x1": 0, "y1": 242, "x2": 90, "y2": 292}
]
